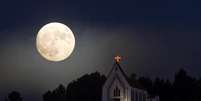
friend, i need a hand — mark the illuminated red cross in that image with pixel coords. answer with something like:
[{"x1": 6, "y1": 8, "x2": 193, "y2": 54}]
[{"x1": 114, "y1": 56, "x2": 121, "y2": 63}]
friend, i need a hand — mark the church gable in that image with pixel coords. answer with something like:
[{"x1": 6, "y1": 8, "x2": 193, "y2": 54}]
[
  {"x1": 109, "y1": 77, "x2": 125, "y2": 100},
  {"x1": 102, "y1": 56, "x2": 132, "y2": 101},
  {"x1": 103, "y1": 59, "x2": 130, "y2": 90}
]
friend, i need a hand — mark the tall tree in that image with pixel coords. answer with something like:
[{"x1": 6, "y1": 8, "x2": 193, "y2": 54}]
[
  {"x1": 138, "y1": 76, "x2": 153, "y2": 93},
  {"x1": 7, "y1": 91, "x2": 23, "y2": 101},
  {"x1": 173, "y1": 69, "x2": 196, "y2": 101},
  {"x1": 43, "y1": 91, "x2": 53, "y2": 101}
]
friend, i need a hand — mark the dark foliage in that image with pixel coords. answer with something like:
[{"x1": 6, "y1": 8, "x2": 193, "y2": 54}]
[
  {"x1": 6, "y1": 91, "x2": 23, "y2": 101},
  {"x1": 42, "y1": 72, "x2": 106, "y2": 101},
  {"x1": 43, "y1": 84, "x2": 67, "y2": 101},
  {"x1": 66, "y1": 72, "x2": 106, "y2": 101},
  {"x1": 129, "y1": 69, "x2": 201, "y2": 101},
  {"x1": 5, "y1": 69, "x2": 201, "y2": 101},
  {"x1": 173, "y1": 69, "x2": 198, "y2": 101}
]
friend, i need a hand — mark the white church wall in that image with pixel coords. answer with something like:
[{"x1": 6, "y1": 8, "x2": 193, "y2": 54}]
[{"x1": 127, "y1": 86, "x2": 132, "y2": 101}]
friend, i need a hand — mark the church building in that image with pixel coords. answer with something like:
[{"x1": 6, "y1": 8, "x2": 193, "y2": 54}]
[{"x1": 102, "y1": 56, "x2": 159, "y2": 101}]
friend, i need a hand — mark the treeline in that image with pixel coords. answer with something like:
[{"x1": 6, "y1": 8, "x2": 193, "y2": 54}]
[
  {"x1": 4, "y1": 69, "x2": 201, "y2": 101},
  {"x1": 43, "y1": 72, "x2": 106, "y2": 101},
  {"x1": 130, "y1": 69, "x2": 201, "y2": 101}
]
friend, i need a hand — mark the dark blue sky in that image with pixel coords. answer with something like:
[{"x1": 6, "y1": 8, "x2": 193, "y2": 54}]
[{"x1": 0, "y1": 0, "x2": 201, "y2": 101}]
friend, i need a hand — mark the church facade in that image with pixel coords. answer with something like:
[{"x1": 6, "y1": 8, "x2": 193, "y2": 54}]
[{"x1": 102, "y1": 56, "x2": 159, "y2": 101}]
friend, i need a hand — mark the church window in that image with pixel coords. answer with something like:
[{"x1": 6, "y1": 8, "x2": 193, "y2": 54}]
[
  {"x1": 113, "y1": 86, "x2": 120, "y2": 97},
  {"x1": 112, "y1": 86, "x2": 120, "y2": 101}
]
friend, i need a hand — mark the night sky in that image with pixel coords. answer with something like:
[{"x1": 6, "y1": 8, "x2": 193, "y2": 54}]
[{"x1": 1, "y1": 0, "x2": 201, "y2": 101}]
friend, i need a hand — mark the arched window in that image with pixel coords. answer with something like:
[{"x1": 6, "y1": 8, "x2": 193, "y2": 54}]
[
  {"x1": 112, "y1": 86, "x2": 120, "y2": 101},
  {"x1": 113, "y1": 86, "x2": 120, "y2": 97}
]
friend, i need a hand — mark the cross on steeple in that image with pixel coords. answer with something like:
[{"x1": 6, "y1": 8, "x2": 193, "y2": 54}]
[{"x1": 114, "y1": 56, "x2": 121, "y2": 63}]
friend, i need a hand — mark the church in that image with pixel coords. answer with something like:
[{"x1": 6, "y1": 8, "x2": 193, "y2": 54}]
[{"x1": 102, "y1": 56, "x2": 159, "y2": 101}]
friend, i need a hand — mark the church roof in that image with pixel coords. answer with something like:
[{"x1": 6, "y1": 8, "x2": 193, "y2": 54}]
[
  {"x1": 107, "y1": 61, "x2": 145, "y2": 89},
  {"x1": 107, "y1": 62, "x2": 129, "y2": 80},
  {"x1": 107, "y1": 61, "x2": 132, "y2": 85}
]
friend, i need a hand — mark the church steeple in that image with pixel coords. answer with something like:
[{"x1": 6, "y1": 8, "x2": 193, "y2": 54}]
[{"x1": 106, "y1": 55, "x2": 129, "y2": 83}]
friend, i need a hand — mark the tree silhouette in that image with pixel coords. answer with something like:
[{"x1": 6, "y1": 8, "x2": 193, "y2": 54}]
[
  {"x1": 52, "y1": 84, "x2": 66, "y2": 101},
  {"x1": 40, "y1": 69, "x2": 201, "y2": 101},
  {"x1": 7, "y1": 91, "x2": 23, "y2": 101},
  {"x1": 195, "y1": 79, "x2": 201, "y2": 100},
  {"x1": 173, "y1": 69, "x2": 196, "y2": 101},
  {"x1": 43, "y1": 84, "x2": 66, "y2": 101},
  {"x1": 66, "y1": 72, "x2": 106, "y2": 101},
  {"x1": 138, "y1": 76, "x2": 153, "y2": 93},
  {"x1": 43, "y1": 91, "x2": 53, "y2": 101},
  {"x1": 42, "y1": 72, "x2": 106, "y2": 101}
]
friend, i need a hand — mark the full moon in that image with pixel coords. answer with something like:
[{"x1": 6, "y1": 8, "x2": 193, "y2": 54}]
[{"x1": 36, "y1": 22, "x2": 75, "y2": 62}]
